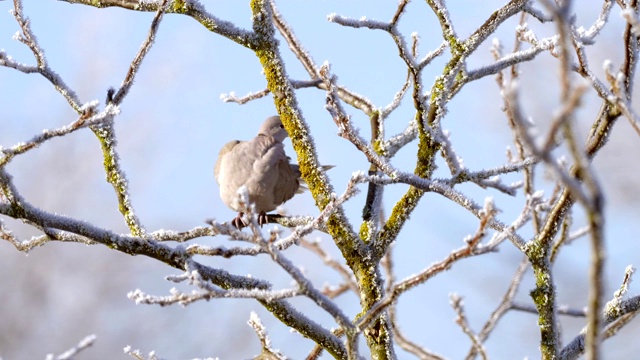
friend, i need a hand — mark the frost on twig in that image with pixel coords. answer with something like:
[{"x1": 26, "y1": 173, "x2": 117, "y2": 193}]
[
  {"x1": 357, "y1": 202, "x2": 498, "y2": 333},
  {"x1": 252, "y1": 226, "x2": 355, "y2": 333},
  {"x1": 511, "y1": 302, "x2": 587, "y2": 318},
  {"x1": 560, "y1": 267, "x2": 640, "y2": 360},
  {"x1": 2, "y1": 0, "x2": 81, "y2": 110},
  {"x1": 123, "y1": 346, "x2": 161, "y2": 360},
  {"x1": 450, "y1": 294, "x2": 487, "y2": 360},
  {"x1": 465, "y1": 257, "x2": 529, "y2": 360},
  {"x1": 503, "y1": 81, "x2": 591, "y2": 206},
  {"x1": 621, "y1": 5, "x2": 640, "y2": 37},
  {"x1": 248, "y1": 312, "x2": 287, "y2": 360},
  {"x1": 328, "y1": 13, "x2": 389, "y2": 30},
  {"x1": 0, "y1": 102, "x2": 112, "y2": 167},
  {"x1": 128, "y1": 262, "x2": 302, "y2": 307},
  {"x1": 221, "y1": 80, "x2": 322, "y2": 105},
  {"x1": 44, "y1": 334, "x2": 97, "y2": 360},
  {"x1": 1, "y1": 225, "x2": 98, "y2": 253},
  {"x1": 110, "y1": 0, "x2": 170, "y2": 105},
  {"x1": 601, "y1": 60, "x2": 640, "y2": 137},
  {"x1": 58, "y1": 0, "x2": 254, "y2": 50},
  {"x1": 300, "y1": 238, "x2": 359, "y2": 296}
]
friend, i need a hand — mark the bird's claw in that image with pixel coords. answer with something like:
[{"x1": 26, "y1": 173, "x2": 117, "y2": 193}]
[
  {"x1": 231, "y1": 212, "x2": 246, "y2": 229},
  {"x1": 231, "y1": 212, "x2": 269, "y2": 228},
  {"x1": 258, "y1": 211, "x2": 269, "y2": 227}
]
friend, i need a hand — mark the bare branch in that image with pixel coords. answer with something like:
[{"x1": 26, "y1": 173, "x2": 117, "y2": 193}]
[
  {"x1": 0, "y1": 102, "x2": 109, "y2": 167},
  {"x1": 357, "y1": 204, "x2": 497, "y2": 333},
  {"x1": 2, "y1": 0, "x2": 82, "y2": 111},
  {"x1": 111, "y1": 0, "x2": 170, "y2": 105},
  {"x1": 300, "y1": 239, "x2": 359, "y2": 295},
  {"x1": 248, "y1": 312, "x2": 287, "y2": 360},
  {"x1": 45, "y1": 334, "x2": 97, "y2": 360},
  {"x1": 58, "y1": 0, "x2": 255, "y2": 48},
  {"x1": 128, "y1": 281, "x2": 302, "y2": 306},
  {"x1": 466, "y1": 257, "x2": 529, "y2": 360},
  {"x1": 511, "y1": 302, "x2": 587, "y2": 317},
  {"x1": 560, "y1": 267, "x2": 640, "y2": 360},
  {"x1": 451, "y1": 294, "x2": 488, "y2": 360}
]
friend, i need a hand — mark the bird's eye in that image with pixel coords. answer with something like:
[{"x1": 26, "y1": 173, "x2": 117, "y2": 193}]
[{"x1": 280, "y1": 124, "x2": 284, "y2": 128}]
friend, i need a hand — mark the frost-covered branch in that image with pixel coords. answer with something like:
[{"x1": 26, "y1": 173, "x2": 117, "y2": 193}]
[
  {"x1": 381, "y1": 70, "x2": 411, "y2": 118},
  {"x1": 1, "y1": 224, "x2": 98, "y2": 252},
  {"x1": 381, "y1": 248, "x2": 445, "y2": 359},
  {"x1": 129, "y1": 279, "x2": 301, "y2": 307},
  {"x1": 450, "y1": 295, "x2": 488, "y2": 360},
  {"x1": 328, "y1": 14, "x2": 390, "y2": 31},
  {"x1": 0, "y1": 102, "x2": 112, "y2": 167},
  {"x1": 0, "y1": 167, "x2": 349, "y2": 358},
  {"x1": 510, "y1": 302, "x2": 587, "y2": 317},
  {"x1": 503, "y1": 83, "x2": 591, "y2": 207},
  {"x1": 357, "y1": 203, "x2": 496, "y2": 333},
  {"x1": 551, "y1": 225, "x2": 591, "y2": 261},
  {"x1": 45, "y1": 334, "x2": 97, "y2": 360},
  {"x1": 93, "y1": 122, "x2": 146, "y2": 236},
  {"x1": 221, "y1": 79, "x2": 321, "y2": 105},
  {"x1": 353, "y1": 172, "x2": 528, "y2": 252},
  {"x1": 465, "y1": 257, "x2": 529, "y2": 360},
  {"x1": 270, "y1": 0, "x2": 376, "y2": 115},
  {"x1": 91, "y1": 0, "x2": 174, "y2": 236},
  {"x1": 254, "y1": 227, "x2": 356, "y2": 336},
  {"x1": 123, "y1": 346, "x2": 159, "y2": 360},
  {"x1": 110, "y1": 0, "x2": 170, "y2": 105},
  {"x1": 3, "y1": 0, "x2": 639, "y2": 358},
  {"x1": 444, "y1": 156, "x2": 537, "y2": 194},
  {"x1": 320, "y1": 63, "x2": 398, "y2": 177},
  {"x1": 560, "y1": 267, "x2": 640, "y2": 360},
  {"x1": 300, "y1": 238, "x2": 359, "y2": 295},
  {"x1": 466, "y1": 37, "x2": 557, "y2": 82},
  {"x1": 59, "y1": 0, "x2": 255, "y2": 48},
  {"x1": 248, "y1": 312, "x2": 287, "y2": 360},
  {"x1": 1, "y1": 0, "x2": 82, "y2": 111}
]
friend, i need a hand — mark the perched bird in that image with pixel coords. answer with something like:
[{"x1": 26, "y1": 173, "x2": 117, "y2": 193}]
[{"x1": 214, "y1": 116, "x2": 302, "y2": 228}]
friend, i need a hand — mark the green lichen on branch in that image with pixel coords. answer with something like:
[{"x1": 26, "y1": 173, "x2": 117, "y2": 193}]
[
  {"x1": 250, "y1": 1, "x2": 396, "y2": 357},
  {"x1": 526, "y1": 240, "x2": 559, "y2": 359},
  {"x1": 249, "y1": 0, "x2": 356, "y2": 249},
  {"x1": 352, "y1": 262, "x2": 394, "y2": 359},
  {"x1": 425, "y1": 0, "x2": 462, "y2": 55},
  {"x1": 59, "y1": 0, "x2": 255, "y2": 49},
  {"x1": 359, "y1": 111, "x2": 385, "y2": 243},
  {"x1": 170, "y1": 0, "x2": 187, "y2": 13},
  {"x1": 92, "y1": 123, "x2": 145, "y2": 237},
  {"x1": 260, "y1": 300, "x2": 347, "y2": 359},
  {"x1": 376, "y1": 109, "x2": 439, "y2": 258}
]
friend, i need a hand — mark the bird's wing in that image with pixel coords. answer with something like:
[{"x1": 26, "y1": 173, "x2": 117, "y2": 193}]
[
  {"x1": 273, "y1": 153, "x2": 302, "y2": 204},
  {"x1": 247, "y1": 135, "x2": 300, "y2": 211},
  {"x1": 214, "y1": 140, "x2": 240, "y2": 184}
]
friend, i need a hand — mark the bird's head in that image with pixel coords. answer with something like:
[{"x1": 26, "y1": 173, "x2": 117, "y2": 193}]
[{"x1": 258, "y1": 115, "x2": 289, "y2": 142}]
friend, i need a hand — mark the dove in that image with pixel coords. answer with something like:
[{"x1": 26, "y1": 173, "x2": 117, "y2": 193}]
[{"x1": 214, "y1": 115, "x2": 302, "y2": 228}]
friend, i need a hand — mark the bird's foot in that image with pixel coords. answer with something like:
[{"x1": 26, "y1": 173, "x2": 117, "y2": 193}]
[
  {"x1": 232, "y1": 212, "x2": 275, "y2": 228},
  {"x1": 258, "y1": 211, "x2": 269, "y2": 227},
  {"x1": 231, "y1": 212, "x2": 247, "y2": 229}
]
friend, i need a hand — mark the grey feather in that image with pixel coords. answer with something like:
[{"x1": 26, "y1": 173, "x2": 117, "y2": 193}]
[{"x1": 214, "y1": 116, "x2": 302, "y2": 215}]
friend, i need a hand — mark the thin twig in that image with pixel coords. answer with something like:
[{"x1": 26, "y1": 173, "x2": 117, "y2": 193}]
[
  {"x1": 466, "y1": 257, "x2": 529, "y2": 360},
  {"x1": 451, "y1": 294, "x2": 488, "y2": 360},
  {"x1": 356, "y1": 205, "x2": 496, "y2": 333},
  {"x1": 45, "y1": 334, "x2": 97, "y2": 360},
  {"x1": 3, "y1": 0, "x2": 82, "y2": 111}
]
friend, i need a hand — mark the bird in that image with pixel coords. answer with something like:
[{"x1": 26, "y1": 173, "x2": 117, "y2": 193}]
[{"x1": 214, "y1": 115, "x2": 302, "y2": 228}]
